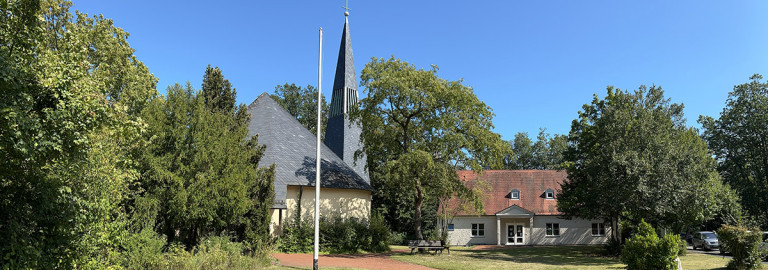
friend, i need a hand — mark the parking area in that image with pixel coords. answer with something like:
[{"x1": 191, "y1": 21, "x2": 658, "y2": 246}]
[{"x1": 685, "y1": 243, "x2": 768, "y2": 264}]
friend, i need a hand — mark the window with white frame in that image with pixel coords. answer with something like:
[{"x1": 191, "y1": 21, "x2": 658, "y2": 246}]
[
  {"x1": 592, "y1": 223, "x2": 605, "y2": 236},
  {"x1": 510, "y1": 189, "x2": 520, "y2": 200},
  {"x1": 471, "y1": 223, "x2": 485, "y2": 237},
  {"x1": 546, "y1": 223, "x2": 560, "y2": 236},
  {"x1": 545, "y1": 188, "x2": 555, "y2": 199}
]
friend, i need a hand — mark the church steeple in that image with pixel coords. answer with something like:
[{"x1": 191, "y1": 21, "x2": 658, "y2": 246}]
[
  {"x1": 328, "y1": 12, "x2": 357, "y2": 118},
  {"x1": 324, "y1": 10, "x2": 368, "y2": 183}
]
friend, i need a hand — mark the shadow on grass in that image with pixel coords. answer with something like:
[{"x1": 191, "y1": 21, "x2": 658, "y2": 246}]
[{"x1": 445, "y1": 246, "x2": 622, "y2": 268}]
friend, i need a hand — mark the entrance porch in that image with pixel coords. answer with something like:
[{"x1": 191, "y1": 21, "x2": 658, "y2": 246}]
[{"x1": 495, "y1": 205, "x2": 534, "y2": 245}]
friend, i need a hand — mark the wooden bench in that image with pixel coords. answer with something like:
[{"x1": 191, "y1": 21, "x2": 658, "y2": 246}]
[{"x1": 408, "y1": 240, "x2": 450, "y2": 255}]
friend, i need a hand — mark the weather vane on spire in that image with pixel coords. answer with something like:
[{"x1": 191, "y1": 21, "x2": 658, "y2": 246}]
[{"x1": 342, "y1": 0, "x2": 351, "y2": 16}]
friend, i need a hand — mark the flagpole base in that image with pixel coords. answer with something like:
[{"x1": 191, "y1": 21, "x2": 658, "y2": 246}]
[{"x1": 313, "y1": 258, "x2": 318, "y2": 270}]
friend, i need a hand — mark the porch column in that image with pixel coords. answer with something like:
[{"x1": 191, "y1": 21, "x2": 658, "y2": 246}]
[
  {"x1": 496, "y1": 216, "x2": 501, "y2": 245},
  {"x1": 529, "y1": 216, "x2": 534, "y2": 245}
]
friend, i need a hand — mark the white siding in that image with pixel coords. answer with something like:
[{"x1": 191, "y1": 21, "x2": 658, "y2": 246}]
[
  {"x1": 445, "y1": 215, "x2": 611, "y2": 246},
  {"x1": 530, "y1": 216, "x2": 610, "y2": 245},
  {"x1": 445, "y1": 216, "x2": 498, "y2": 246}
]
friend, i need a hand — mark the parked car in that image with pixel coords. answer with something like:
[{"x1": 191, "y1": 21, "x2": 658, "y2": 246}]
[
  {"x1": 762, "y1": 232, "x2": 767, "y2": 261},
  {"x1": 692, "y1": 231, "x2": 719, "y2": 250}
]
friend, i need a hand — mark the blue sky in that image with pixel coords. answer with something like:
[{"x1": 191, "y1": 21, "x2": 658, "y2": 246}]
[{"x1": 73, "y1": 1, "x2": 768, "y2": 140}]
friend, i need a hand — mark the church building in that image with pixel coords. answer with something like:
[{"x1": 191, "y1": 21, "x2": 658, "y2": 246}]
[{"x1": 246, "y1": 11, "x2": 372, "y2": 234}]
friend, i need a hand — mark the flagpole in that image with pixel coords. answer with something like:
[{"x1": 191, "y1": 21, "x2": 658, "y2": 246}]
[{"x1": 314, "y1": 27, "x2": 323, "y2": 270}]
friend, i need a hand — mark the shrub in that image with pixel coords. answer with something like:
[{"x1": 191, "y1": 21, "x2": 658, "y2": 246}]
[
  {"x1": 277, "y1": 214, "x2": 390, "y2": 254},
  {"x1": 677, "y1": 236, "x2": 687, "y2": 256},
  {"x1": 276, "y1": 217, "x2": 314, "y2": 253},
  {"x1": 604, "y1": 237, "x2": 623, "y2": 256},
  {"x1": 368, "y1": 212, "x2": 391, "y2": 252},
  {"x1": 389, "y1": 231, "x2": 407, "y2": 245},
  {"x1": 717, "y1": 225, "x2": 766, "y2": 270},
  {"x1": 121, "y1": 228, "x2": 167, "y2": 269},
  {"x1": 620, "y1": 220, "x2": 680, "y2": 270}
]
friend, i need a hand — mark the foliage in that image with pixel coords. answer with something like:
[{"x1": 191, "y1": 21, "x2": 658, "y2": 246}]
[
  {"x1": 558, "y1": 85, "x2": 737, "y2": 242},
  {"x1": 202, "y1": 65, "x2": 238, "y2": 114},
  {"x1": 124, "y1": 234, "x2": 272, "y2": 270},
  {"x1": 270, "y1": 83, "x2": 328, "y2": 137},
  {"x1": 368, "y1": 211, "x2": 392, "y2": 252},
  {"x1": 139, "y1": 82, "x2": 275, "y2": 249},
  {"x1": 504, "y1": 129, "x2": 567, "y2": 170},
  {"x1": 620, "y1": 220, "x2": 681, "y2": 270},
  {"x1": 700, "y1": 74, "x2": 768, "y2": 228},
  {"x1": 0, "y1": 0, "x2": 154, "y2": 268},
  {"x1": 121, "y1": 228, "x2": 168, "y2": 269},
  {"x1": 717, "y1": 225, "x2": 767, "y2": 270},
  {"x1": 389, "y1": 231, "x2": 408, "y2": 245},
  {"x1": 277, "y1": 214, "x2": 390, "y2": 254},
  {"x1": 353, "y1": 56, "x2": 511, "y2": 239}
]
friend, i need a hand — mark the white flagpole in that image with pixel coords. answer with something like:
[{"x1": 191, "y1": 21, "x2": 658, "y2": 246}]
[{"x1": 314, "y1": 27, "x2": 323, "y2": 270}]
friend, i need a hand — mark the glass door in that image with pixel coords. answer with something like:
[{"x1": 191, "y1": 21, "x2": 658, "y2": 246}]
[{"x1": 507, "y1": 224, "x2": 525, "y2": 245}]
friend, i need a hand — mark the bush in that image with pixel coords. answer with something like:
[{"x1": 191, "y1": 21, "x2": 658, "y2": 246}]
[
  {"x1": 677, "y1": 236, "x2": 687, "y2": 256},
  {"x1": 717, "y1": 225, "x2": 766, "y2": 270},
  {"x1": 389, "y1": 231, "x2": 407, "y2": 245},
  {"x1": 122, "y1": 228, "x2": 167, "y2": 269},
  {"x1": 368, "y1": 212, "x2": 391, "y2": 252},
  {"x1": 620, "y1": 220, "x2": 680, "y2": 270},
  {"x1": 604, "y1": 237, "x2": 623, "y2": 256},
  {"x1": 277, "y1": 214, "x2": 390, "y2": 254},
  {"x1": 276, "y1": 217, "x2": 314, "y2": 253}
]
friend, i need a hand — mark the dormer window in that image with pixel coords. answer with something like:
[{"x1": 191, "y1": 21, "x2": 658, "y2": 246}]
[
  {"x1": 510, "y1": 189, "x2": 520, "y2": 200},
  {"x1": 545, "y1": 188, "x2": 555, "y2": 199}
]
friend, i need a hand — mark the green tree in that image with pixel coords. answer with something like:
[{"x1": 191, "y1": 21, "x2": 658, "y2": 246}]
[
  {"x1": 558, "y1": 86, "x2": 735, "y2": 243},
  {"x1": 1, "y1": 0, "x2": 155, "y2": 267},
  {"x1": 352, "y1": 57, "x2": 511, "y2": 239},
  {"x1": 504, "y1": 129, "x2": 567, "y2": 170},
  {"x1": 700, "y1": 74, "x2": 768, "y2": 228},
  {"x1": 202, "y1": 65, "x2": 237, "y2": 114},
  {"x1": 270, "y1": 83, "x2": 328, "y2": 137},
  {"x1": 139, "y1": 82, "x2": 274, "y2": 249}
]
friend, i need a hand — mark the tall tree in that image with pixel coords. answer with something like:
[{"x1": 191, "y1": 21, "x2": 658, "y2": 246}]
[
  {"x1": 558, "y1": 86, "x2": 737, "y2": 242},
  {"x1": 700, "y1": 74, "x2": 768, "y2": 228},
  {"x1": 270, "y1": 83, "x2": 328, "y2": 137},
  {"x1": 139, "y1": 82, "x2": 275, "y2": 249},
  {"x1": 0, "y1": 0, "x2": 155, "y2": 267},
  {"x1": 202, "y1": 65, "x2": 237, "y2": 114},
  {"x1": 352, "y1": 57, "x2": 511, "y2": 239},
  {"x1": 504, "y1": 129, "x2": 567, "y2": 170}
]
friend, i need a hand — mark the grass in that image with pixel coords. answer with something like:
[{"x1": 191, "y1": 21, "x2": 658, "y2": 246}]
[{"x1": 391, "y1": 245, "x2": 731, "y2": 270}]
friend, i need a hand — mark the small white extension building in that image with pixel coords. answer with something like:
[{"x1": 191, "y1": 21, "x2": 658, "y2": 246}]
[{"x1": 444, "y1": 170, "x2": 611, "y2": 246}]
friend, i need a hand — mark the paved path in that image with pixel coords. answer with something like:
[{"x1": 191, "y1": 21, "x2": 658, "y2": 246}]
[
  {"x1": 686, "y1": 244, "x2": 768, "y2": 264},
  {"x1": 273, "y1": 251, "x2": 437, "y2": 270}
]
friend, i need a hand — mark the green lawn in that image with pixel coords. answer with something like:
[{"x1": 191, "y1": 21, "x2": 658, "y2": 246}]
[{"x1": 391, "y1": 245, "x2": 730, "y2": 270}]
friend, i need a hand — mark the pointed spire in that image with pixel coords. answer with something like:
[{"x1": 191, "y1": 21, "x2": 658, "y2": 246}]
[
  {"x1": 324, "y1": 11, "x2": 368, "y2": 183},
  {"x1": 328, "y1": 12, "x2": 357, "y2": 118}
]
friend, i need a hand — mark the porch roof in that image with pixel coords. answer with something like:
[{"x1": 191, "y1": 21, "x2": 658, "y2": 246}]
[{"x1": 494, "y1": 205, "x2": 534, "y2": 218}]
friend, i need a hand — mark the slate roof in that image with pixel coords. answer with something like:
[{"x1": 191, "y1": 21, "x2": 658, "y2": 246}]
[
  {"x1": 246, "y1": 93, "x2": 374, "y2": 209},
  {"x1": 328, "y1": 14, "x2": 357, "y2": 119},
  {"x1": 324, "y1": 13, "x2": 369, "y2": 182},
  {"x1": 451, "y1": 170, "x2": 566, "y2": 216}
]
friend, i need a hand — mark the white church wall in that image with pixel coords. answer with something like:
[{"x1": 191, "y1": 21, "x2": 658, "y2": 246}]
[{"x1": 284, "y1": 186, "x2": 371, "y2": 224}]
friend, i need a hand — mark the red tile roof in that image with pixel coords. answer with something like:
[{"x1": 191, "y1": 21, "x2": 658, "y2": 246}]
[{"x1": 451, "y1": 170, "x2": 566, "y2": 216}]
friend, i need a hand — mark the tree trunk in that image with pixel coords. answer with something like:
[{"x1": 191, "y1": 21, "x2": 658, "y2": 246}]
[
  {"x1": 612, "y1": 215, "x2": 622, "y2": 244},
  {"x1": 414, "y1": 184, "x2": 424, "y2": 240}
]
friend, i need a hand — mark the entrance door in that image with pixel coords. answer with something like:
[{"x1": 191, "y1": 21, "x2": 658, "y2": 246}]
[{"x1": 506, "y1": 224, "x2": 525, "y2": 245}]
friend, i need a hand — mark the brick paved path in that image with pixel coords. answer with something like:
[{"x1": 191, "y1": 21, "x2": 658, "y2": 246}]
[{"x1": 273, "y1": 251, "x2": 436, "y2": 270}]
